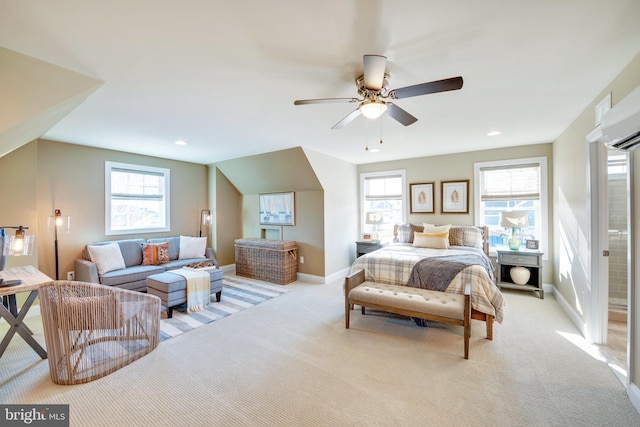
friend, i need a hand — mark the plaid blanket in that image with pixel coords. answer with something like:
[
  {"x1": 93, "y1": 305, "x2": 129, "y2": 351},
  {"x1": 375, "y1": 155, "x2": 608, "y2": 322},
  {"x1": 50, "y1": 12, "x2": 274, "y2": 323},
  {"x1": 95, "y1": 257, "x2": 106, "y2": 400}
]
[{"x1": 350, "y1": 245, "x2": 505, "y2": 323}]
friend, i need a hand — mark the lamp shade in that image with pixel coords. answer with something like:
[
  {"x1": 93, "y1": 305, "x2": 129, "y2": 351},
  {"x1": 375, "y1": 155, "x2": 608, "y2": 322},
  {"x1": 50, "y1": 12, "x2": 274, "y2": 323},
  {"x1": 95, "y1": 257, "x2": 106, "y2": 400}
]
[
  {"x1": 360, "y1": 100, "x2": 387, "y2": 119},
  {"x1": 365, "y1": 211, "x2": 384, "y2": 225},
  {"x1": 48, "y1": 209, "x2": 71, "y2": 233},
  {"x1": 500, "y1": 211, "x2": 529, "y2": 228}
]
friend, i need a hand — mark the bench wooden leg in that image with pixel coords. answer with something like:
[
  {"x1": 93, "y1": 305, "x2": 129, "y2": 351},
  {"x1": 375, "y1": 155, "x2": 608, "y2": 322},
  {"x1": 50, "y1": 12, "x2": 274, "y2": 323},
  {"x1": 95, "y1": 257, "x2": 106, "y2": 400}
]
[
  {"x1": 486, "y1": 314, "x2": 493, "y2": 340},
  {"x1": 345, "y1": 298, "x2": 350, "y2": 329}
]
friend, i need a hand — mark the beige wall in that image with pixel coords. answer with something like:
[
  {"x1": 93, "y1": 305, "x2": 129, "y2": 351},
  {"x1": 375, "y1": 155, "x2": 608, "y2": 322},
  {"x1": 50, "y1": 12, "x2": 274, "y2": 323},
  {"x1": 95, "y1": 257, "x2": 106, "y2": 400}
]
[
  {"x1": 303, "y1": 148, "x2": 358, "y2": 275},
  {"x1": 0, "y1": 139, "x2": 208, "y2": 281},
  {"x1": 554, "y1": 53, "x2": 640, "y2": 391},
  {"x1": 358, "y1": 143, "x2": 554, "y2": 283}
]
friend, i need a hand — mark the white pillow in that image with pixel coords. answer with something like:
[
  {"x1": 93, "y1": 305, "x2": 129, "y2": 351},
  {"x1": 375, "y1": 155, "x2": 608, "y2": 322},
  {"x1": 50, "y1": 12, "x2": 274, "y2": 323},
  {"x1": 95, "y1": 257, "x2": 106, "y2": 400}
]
[
  {"x1": 179, "y1": 236, "x2": 207, "y2": 259},
  {"x1": 87, "y1": 242, "x2": 126, "y2": 275},
  {"x1": 423, "y1": 223, "x2": 451, "y2": 234},
  {"x1": 413, "y1": 231, "x2": 450, "y2": 249}
]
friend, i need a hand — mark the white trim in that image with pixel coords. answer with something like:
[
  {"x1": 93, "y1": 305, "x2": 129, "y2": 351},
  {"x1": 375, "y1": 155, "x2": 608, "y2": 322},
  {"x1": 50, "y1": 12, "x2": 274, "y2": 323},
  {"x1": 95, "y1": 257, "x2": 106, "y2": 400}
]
[
  {"x1": 359, "y1": 169, "x2": 406, "y2": 236},
  {"x1": 105, "y1": 161, "x2": 171, "y2": 235},
  {"x1": 473, "y1": 157, "x2": 548, "y2": 258}
]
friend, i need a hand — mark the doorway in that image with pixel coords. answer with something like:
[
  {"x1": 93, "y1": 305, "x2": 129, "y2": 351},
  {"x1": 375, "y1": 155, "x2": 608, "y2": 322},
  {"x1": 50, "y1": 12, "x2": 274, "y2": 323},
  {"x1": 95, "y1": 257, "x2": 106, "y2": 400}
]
[{"x1": 602, "y1": 150, "x2": 629, "y2": 378}]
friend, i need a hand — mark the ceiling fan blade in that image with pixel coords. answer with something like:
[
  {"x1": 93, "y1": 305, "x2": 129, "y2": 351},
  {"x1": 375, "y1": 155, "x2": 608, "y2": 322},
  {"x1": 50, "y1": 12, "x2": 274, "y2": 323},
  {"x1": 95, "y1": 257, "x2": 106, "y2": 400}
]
[
  {"x1": 331, "y1": 108, "x2": 362, "y2": 129},
  {"x1": 386, "y1": 103, "x2": 418, "y2": 126},
  {"x1": 389, "y1": 76, "x2": 463, "y2": 99},
  {"x1": 363, "y1": 55, "x2": 387, "y2": 90},
  {"x1": 294, "y1": 98, "x2": 359, "y2": 105}
]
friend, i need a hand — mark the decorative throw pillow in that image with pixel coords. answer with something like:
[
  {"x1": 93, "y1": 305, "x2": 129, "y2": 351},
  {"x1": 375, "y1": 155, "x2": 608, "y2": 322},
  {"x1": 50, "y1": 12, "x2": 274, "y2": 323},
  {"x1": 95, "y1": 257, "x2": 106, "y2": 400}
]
[
  {"x1": 408, "y1": 224, "x2": 424, "y2": 243},
  {"x1": 423, "y1": 223, "x2": 451, "y2": 234},
  {"x1": 448, "y1": 226, "x2": 465, "y2": 246},
  {"x1": 396, "y1": 224, "x2": 411, "y2": 243},
  {"x1": 87, "y1": 242, "x2": 126, "y2": 275},
  {"x1": 178, "y1": 236, "x2": 207, "y2": 259},
  {"x1": 460, "y1": 226, "x2": 484, "y2": 248},
  {"x1": 412, "y1": 231, "x2": 450, "y2": 249},
  {"x1": 142, "y1": 242, "x2": 169, "y2": 265}
]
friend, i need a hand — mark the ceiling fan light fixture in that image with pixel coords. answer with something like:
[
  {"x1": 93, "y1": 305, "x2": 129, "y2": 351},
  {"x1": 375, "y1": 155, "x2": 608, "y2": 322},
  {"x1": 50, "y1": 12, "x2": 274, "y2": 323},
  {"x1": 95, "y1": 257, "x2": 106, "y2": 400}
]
[{"x1": 360, "y1": 100, "x2": 387, "y2": 119}]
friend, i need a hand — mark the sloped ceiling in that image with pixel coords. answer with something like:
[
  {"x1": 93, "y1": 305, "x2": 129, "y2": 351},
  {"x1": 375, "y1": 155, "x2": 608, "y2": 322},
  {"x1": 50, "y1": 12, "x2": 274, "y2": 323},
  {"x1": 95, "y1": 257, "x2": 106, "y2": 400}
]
[
  {"x1": 0, "y1": 48, "x2": 102, "y2": 157},
  {"x1": 214, "y1": 147, "x2": 323, "y2": 194},
  {"x1": 1, "y1": 1, "x2": 639, "y2": 165}
]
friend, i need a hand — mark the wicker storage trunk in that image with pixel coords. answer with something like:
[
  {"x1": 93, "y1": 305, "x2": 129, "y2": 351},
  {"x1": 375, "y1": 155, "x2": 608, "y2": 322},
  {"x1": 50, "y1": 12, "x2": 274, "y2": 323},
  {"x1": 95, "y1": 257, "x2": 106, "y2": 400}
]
[{"x1": 235, "y1": 238, "x2": 298, "y2": 285}]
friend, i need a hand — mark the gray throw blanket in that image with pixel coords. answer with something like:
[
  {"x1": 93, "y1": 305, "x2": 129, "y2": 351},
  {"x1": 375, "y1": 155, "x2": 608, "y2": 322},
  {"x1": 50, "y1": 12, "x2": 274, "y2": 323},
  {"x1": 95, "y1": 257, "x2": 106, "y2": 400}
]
[{"x1": 406, "y1": 253, "x2": 494, "y2": 291}]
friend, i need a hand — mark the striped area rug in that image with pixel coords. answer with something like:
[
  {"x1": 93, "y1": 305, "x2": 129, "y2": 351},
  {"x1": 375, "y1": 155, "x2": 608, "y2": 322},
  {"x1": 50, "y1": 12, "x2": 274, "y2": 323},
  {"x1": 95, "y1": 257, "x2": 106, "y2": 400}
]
[{"x1": 159, "y1": 275, "x2": 289, "y2": 341}]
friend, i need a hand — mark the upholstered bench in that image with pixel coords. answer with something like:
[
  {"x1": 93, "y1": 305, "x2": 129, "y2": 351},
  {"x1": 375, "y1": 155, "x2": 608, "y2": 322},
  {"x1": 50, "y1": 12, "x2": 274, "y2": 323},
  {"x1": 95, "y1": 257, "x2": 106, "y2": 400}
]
[
  {"x1": 344, "y1": 269, "x2": 472, "y2": 359},
  {"x1": 146, "y1": 268, "x2": 223, "y2": 318}
]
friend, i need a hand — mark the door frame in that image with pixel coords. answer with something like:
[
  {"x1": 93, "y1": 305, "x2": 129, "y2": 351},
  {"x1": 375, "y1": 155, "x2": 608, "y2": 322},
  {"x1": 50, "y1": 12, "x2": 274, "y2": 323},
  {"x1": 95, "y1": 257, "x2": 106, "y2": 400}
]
[{"x1": 586, "y1": 127, "x2": 609, "y2": 345}]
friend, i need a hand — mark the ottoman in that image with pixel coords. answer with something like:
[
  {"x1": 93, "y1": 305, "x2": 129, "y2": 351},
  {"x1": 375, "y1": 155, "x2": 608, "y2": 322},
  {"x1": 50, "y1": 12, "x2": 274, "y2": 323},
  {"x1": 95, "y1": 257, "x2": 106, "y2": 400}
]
[{"x1": 146, "y1": 268, "x2": 223, "y2": 318}]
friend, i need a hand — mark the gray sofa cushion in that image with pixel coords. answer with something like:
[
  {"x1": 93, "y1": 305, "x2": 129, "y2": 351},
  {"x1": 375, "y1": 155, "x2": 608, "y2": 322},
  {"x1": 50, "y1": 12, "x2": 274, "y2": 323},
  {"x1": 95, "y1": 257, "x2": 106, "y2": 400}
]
[
  {"x1": 100, "y1": 264, "x2": 165, "y2": 287},
  {"x1": 147, "y1": 236, "x2": 180, "y2": 261},
  {"x1": 84, "y1": 239, "x2": 145, "y2": 267}
]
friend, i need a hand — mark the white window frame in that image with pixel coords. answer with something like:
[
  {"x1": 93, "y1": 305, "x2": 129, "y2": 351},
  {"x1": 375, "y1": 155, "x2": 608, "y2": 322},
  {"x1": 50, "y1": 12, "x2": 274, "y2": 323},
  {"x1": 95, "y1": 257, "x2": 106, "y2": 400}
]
[
  {"x1": 105, "y1": 161, "x2": 170, "y2": 235},
  {"x1": 473, "y1": 157, "x2": 548, "y2": 258},
  {"x1": 360, "y1": 170, "x2": 406, "y2": 240}
]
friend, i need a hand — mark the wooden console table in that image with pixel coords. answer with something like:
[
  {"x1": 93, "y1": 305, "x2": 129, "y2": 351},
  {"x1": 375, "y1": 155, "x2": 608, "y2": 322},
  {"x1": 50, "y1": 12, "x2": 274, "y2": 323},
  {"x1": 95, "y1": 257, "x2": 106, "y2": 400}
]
[{"x1": 0, "y1": 266, "x2": 53, "y2": 359}]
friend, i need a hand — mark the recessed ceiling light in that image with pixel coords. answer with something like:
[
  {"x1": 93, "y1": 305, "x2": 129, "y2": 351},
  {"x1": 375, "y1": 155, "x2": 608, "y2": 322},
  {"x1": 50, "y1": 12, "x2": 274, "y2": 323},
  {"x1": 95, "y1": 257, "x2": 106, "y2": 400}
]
[
  {"x1": 487, "y1": 131, "x2": 501, "y2": 137},
  {"x1": 175, "y1": 140, "x2": 187, "y2": 146}
]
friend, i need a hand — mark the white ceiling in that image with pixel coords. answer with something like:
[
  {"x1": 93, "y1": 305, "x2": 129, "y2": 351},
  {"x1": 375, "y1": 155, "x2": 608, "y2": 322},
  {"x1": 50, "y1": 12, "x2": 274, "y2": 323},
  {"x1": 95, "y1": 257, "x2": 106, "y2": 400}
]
[{"x1": 2, "y1": 0, "x2": 640, "y2": 165}]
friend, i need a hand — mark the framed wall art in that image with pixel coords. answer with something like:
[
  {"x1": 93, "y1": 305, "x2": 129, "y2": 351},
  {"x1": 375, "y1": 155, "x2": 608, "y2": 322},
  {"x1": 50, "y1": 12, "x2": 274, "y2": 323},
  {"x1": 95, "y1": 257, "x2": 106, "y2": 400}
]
[
  {"x1": 441, "y1": 180, "x2": 469, "y2": 214},
  {"x1": 410, "y1": 182, "x2": 435, "y2": 213},
  {"x1": 259, "y1": 192, "x2": 295, "y2": 226}
]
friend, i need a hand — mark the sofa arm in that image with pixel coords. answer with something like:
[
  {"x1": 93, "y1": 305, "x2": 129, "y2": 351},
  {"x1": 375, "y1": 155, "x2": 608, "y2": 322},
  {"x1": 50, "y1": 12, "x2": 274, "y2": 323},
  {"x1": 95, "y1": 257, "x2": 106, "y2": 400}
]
[
  {"x1": 205, "y1": 248, "x2": 219, "y2": 268},
  {"x1": 75, "y1": 259, "x2": 100, "y2": 283}
]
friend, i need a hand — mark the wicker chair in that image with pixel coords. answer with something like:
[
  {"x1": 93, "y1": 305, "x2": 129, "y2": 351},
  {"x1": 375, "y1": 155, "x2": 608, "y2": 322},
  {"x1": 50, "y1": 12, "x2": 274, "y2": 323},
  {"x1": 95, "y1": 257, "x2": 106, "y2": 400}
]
[{"x1": 39, "y1": 281, "x2": 161, "y2": 385}]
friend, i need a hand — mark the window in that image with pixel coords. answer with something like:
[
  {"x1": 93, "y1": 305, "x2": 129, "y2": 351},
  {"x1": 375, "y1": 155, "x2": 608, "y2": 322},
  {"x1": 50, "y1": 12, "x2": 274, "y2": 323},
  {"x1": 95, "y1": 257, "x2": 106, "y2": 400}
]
[
  {"x1": 474, "y1": 157, "x2": 547, "y2": 255},
  {"x1": 360, "y1": 170, "x2": 406, "y2": 242},
  {"x1": 105, "y1": 161, "x2": 170, "y2": 235}
]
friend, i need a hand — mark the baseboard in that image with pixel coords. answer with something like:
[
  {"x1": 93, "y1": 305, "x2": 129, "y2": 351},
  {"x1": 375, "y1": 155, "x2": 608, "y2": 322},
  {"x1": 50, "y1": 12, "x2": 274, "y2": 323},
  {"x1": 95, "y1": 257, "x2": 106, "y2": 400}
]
[
  {"x1": 552, "y1": 284, "x2": 588, "y2": 338},
  {"x1": 629, "y1": 382, "x2": 640, "y2": 414}
]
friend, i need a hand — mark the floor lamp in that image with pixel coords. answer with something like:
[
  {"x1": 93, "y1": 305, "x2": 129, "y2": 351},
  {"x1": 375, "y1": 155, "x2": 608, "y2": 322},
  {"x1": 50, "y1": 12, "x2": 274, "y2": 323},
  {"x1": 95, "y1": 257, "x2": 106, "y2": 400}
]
[
  {"x1": 199, "y1": 209, "x2": 212, "y2": 238},
  {"x1": 48, "y1": 209, "x2": 70, "y2": 280}
]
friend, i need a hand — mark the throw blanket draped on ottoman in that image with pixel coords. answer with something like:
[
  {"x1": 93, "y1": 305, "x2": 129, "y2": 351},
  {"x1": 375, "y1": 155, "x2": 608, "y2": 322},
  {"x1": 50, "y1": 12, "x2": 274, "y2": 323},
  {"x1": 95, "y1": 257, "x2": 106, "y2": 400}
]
[{"x1": 171, "y1": 269, "x2": 210, "y2": 313}]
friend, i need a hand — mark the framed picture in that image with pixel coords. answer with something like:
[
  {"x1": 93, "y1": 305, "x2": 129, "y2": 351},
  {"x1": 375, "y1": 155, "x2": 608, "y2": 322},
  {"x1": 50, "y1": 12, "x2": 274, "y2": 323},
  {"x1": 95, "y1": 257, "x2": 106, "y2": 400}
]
[
  {"x1": 441, "y1": 180, "x2": 469, "y2": 214},
  {"x1": 259, "y1": 192, "x2": 295, "y2": 226},
  {"x1": 526, "y1": 239, "x2": 539, "y2": 250},
  {"x1": 410, "y1": 182, "x2": 435, "y2": 213},
  {"x1": 362, "y1": 233, "x2": 372, "y2": 241}
]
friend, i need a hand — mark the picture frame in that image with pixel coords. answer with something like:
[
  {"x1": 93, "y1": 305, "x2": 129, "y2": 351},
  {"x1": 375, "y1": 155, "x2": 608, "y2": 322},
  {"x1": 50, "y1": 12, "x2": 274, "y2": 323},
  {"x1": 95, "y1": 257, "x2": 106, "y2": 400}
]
[
  {"x1": 362, "y1": 233, "x2": 372, "y2": 241},
  {"x1": 441, "y1": 180, "x2": 469, "y2": 214},
  {"x1": 410, "y1": 182, "x2": 435, "y2": 213},
  {"x1": 259, "y1": 192, "x2": 295, "y2": 226},
  {"x1": 526, "y1": 239, "x2": 539, "y2": 250}
]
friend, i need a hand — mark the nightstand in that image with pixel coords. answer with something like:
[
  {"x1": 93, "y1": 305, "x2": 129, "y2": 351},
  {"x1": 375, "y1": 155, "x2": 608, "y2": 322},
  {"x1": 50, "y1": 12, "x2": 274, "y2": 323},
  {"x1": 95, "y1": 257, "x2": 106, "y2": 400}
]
[
  {"x1": 356, "y1": 240, "x2": 381, "y2": 258},
  {"x1": 496, "y1": 249, "x2": 544, "y2": 299}
]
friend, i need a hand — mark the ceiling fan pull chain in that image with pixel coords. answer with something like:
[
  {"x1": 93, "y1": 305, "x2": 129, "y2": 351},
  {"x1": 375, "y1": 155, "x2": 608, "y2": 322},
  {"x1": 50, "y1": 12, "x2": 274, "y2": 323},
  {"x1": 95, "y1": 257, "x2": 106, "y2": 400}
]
[
  {"x1": 379, "y1": 117, "x2": 383, "y2": 145},
  {"x1": 365, "y1": 116, "x2": 369, "y2": 151}
]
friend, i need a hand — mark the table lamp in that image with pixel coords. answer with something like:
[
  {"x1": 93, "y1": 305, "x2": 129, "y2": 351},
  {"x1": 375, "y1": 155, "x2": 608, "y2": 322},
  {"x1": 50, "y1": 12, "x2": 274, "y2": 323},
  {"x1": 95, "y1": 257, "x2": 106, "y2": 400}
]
[
  {"x1": 499, "y1": 211, "x2": 529, "y2": 250},
  {"x1": 365, "y1": 211, "x2": 384, "y2": 241},
  {"x1": 0, "y1": 226, "x2": 35, "y2": 286}
]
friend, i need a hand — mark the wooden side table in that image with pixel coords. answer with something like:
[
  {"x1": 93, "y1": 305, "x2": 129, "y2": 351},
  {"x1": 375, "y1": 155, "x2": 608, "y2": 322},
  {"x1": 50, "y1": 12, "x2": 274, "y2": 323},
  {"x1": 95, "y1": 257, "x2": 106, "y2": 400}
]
[
  {"x1": 356, "y1": 240, "x2": 381, "y2": 258},
  {"x1": 496, "y1": 250, "x2": 544, "y2": 299},
  {"x1": 0, "y1": 266, "x2": 52, "y2": 359}
]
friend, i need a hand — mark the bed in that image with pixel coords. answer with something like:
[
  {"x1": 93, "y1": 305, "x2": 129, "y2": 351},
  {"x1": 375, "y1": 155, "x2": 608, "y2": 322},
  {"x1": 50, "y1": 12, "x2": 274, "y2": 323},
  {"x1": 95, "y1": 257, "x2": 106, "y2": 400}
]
[{"x1": 349, "y1": 223, "x2": 505, "y2": 335}]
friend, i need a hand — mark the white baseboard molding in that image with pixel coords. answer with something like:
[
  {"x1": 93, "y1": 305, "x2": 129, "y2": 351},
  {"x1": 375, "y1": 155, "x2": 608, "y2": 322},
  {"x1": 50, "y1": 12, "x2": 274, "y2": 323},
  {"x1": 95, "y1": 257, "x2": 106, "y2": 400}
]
[
  {"x1": 551, "y1": 284, "x2": 589, "y2": 338},
  {"x1": 629, "y1": 382, "x2": 640, "y2": 414}
]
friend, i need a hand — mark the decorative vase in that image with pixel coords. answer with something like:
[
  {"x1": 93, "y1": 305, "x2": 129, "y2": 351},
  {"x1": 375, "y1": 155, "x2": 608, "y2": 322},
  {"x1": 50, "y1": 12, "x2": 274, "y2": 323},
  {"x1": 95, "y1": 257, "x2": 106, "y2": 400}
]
[
  {"x1": 508, "y1": 235, "x2": 521, "y2": 250},
  {"x1": 510, "y1": 266, "x2": 531, "y2": 285}
]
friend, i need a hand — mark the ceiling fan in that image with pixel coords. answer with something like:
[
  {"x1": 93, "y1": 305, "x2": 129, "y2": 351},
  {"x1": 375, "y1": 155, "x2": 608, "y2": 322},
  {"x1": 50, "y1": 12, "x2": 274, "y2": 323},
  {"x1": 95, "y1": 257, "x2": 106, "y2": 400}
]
[{"x1": 294, "y1": 54, "x2": 463, "y2": 129}]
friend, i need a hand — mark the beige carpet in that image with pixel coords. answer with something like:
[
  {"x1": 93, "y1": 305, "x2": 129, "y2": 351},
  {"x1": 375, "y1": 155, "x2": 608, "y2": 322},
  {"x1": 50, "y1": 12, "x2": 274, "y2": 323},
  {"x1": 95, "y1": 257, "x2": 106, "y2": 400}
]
[{"x1": 2, "y1": 274, "x2": 639, "y2": 427}]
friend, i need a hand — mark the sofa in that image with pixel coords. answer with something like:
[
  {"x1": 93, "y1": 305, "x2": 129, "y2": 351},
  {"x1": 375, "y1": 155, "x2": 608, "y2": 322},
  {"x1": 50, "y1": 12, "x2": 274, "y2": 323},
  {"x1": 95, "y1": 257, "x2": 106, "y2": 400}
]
[{"x1": 75, "y1": 236, "x2": 218, "y2": 292}]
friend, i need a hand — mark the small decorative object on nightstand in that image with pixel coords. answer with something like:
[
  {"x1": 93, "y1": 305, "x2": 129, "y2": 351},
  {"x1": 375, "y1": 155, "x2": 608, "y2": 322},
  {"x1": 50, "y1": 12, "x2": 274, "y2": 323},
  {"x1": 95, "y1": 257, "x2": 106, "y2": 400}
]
[
  {"x1": 500, "y1": 211, "x2": 529, "y2": 250},
  {"x1": 356, "y1": 240, "x2": 381, "y2": 258},
  {"x1": 496, "y1": 249, "x2": 543, "y2": 299}
]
